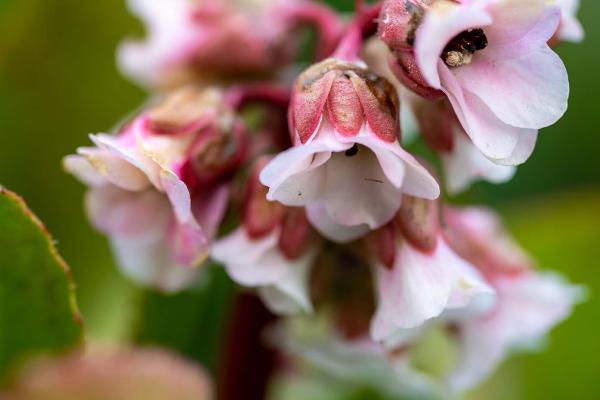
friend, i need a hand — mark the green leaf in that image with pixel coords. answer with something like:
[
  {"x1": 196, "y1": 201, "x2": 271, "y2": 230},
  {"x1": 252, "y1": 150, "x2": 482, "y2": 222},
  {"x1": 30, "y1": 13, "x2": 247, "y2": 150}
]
[{"x1": 0, "y1": 187, "x2": 83, "y2": 380}]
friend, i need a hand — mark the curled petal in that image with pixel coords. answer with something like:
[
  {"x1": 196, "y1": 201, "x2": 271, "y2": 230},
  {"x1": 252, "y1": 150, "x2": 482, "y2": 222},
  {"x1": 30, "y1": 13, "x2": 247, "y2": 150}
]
[
  {"x1": 371, "y1": 239, "x2": 495, "y2": 343},
  {"x1": 449, "y1": 272, "x2": 584, "y2": 391},
  {"x1": 212, "y1": 228, "x2": 315, "y2": 315}
]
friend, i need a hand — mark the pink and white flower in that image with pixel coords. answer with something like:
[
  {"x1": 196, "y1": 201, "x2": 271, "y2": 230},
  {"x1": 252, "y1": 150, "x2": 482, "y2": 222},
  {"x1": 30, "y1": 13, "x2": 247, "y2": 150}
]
[
  {"x1": 411, "y1": 96, "x2": 516, "y2": 193},
  {"x1": 260, "y1": 58, "x2": 440, "y2": 243},
  {"x1": 369, "y1": 197, "x2": 495, "y2": 344},
  {"x1": 213, "y1": 161, "x2": 319, "y2": 315},
  {"x1": 118, "y1": 0, "x2": 342, "y2": 88},
  {"x1": 381, "y1": 0, "x2": 569, "y2": 166},
  {"x1": 444, "y1": 207, "x2": 583, "y2": 390},
  {"x1": 65, "y1": 87, "x2": 245, "y2": 291}
]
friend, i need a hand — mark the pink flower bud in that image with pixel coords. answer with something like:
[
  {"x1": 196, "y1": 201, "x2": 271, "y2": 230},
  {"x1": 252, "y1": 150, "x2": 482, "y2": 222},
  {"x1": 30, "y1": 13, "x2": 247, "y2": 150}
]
[
  {"x1": 262, "y1": 58, "x2": 440, "y2": 243},
  {"x1": 64, "y1": 87, "x2": 240, "y2": 291},
  {"x1": 118, "y1": 0, "x2": 343, "y2": 89}
]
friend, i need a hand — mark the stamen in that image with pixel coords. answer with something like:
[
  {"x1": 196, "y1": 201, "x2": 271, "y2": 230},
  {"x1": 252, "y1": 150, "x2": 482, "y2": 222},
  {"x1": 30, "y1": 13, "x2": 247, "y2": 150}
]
[{"x1": 442, "y1": 28, "x2": 488, "y2": 68}]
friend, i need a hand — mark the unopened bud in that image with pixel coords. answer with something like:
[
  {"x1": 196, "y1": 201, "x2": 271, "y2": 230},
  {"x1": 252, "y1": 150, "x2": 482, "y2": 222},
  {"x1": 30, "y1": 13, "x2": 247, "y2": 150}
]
[{"x1": 395, "y1": 195, "x2": 438, "y2": 252}]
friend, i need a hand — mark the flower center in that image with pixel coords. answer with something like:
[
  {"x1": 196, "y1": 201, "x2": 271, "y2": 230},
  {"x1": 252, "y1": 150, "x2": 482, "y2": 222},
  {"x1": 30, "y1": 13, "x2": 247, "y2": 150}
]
[{"x1": 442, "y1": 28, "x2": 488, "y2": 68}]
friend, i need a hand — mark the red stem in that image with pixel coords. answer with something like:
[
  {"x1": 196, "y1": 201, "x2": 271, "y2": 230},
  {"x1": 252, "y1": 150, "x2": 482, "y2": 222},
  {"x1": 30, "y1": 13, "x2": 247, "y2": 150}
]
[{"x1": 217, "y1": 293, "x2": 279, "y2": 400}]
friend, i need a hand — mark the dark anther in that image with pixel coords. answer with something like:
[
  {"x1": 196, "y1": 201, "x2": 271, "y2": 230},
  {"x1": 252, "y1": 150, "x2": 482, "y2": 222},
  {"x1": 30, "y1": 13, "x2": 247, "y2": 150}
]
[{"x1": 345, "y1": 144, "x2": 359, "y2": 157}]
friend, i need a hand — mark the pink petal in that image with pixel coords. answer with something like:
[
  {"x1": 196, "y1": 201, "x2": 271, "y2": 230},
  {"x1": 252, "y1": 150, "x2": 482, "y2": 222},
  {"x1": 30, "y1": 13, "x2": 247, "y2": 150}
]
[
  {"x1": 350, "y1": 72, "x2": 399, "y2": 143},
  {"x1": 327, "y1": 75, "x2": 364, "y2": 137},
  {"x1": 454, "y1": 46, "x2": 568, "y2": 129},
  {"x1": 63, "y1": 155, "x2": 107, "y2": 187},
  {"x1": 77, "y1": 148, "x2": 150, "y2": 191},
  {"x1": 293, "y1": 70, "x2": 336, "y2": 144},
  {"x1": 414, "y1": 1, "x2": 493, "y2": 89},
  {"x1": 439, "y1": 62, "x2": 536, "y2": 164},
  {"x1": 486, "y1": 2, "x2": 560, "y2": 56},
  {"x1": 86, "y1": 186, "x2": 170, "y2": 238}
]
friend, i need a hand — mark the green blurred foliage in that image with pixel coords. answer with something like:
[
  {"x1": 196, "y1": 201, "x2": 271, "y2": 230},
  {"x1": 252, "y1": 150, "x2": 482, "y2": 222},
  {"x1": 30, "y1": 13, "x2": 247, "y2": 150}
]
[
  {"x1": 0, "y1": 0, "x2": 598, "y2": 398},
  {"x1": 133, "y1": 266, "x2": 234, "y2": 374},
  {"x1": 0, "y1": 188, "x2": 82, "y2": 380}
]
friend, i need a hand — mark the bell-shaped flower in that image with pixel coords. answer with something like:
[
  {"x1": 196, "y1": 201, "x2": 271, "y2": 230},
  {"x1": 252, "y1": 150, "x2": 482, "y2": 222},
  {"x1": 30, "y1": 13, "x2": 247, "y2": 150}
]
[
  {"x1": 64, "y1": 87, "x2": 246, "y2": 291},
  {"x1": 260, "y1": 57, "x2": 439, "y2": 243},
  {"x1": 118, "y1": 0, "x2": 342, "y2": 89},
  {"x1": 410, "y1": 96, "x2": 515, "y2": 194},
  {"x1": 444, "y1": 207, "x2": 584, "y2": 391},
  {"x1": 369, "y1": 196, "x2": 495, "y2": 345},
  {"x1": 212, "y1": 161, "x2": 319, "y2": 315},
  {"x1": 381, "y1": 0, "x2": 569, "y2": 166}
]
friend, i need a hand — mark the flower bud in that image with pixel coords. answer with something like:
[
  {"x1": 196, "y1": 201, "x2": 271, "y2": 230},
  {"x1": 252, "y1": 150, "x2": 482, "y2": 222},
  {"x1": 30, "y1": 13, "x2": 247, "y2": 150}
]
[
  {"x1": 291, "y1": 58, "x2": 400, "y2": 145},
  {"x1": 395, "y1": 195, "x2": 438, "y2": 252}
]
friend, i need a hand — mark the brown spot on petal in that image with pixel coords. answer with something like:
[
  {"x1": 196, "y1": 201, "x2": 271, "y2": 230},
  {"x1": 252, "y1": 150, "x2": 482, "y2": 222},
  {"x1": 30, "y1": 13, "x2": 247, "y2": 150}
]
[
  {"x1": 293, "y1": 68, "x2": 336, "y2": 144},
  {"x1": 395, "y1": 195, "x2": 438, "y2": 252},
  {"x1": 327, "y1": 75, "x2": 364, "y2": 137},
  {"x1": 350, "y1": 71, "x2": 399, "y2": 143}
]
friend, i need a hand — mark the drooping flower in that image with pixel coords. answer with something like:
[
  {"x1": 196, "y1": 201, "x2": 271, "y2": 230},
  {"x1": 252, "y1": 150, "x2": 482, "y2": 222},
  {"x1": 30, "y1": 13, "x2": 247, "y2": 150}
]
[
  {"x1": 443, "y1": 207, "x2": 583, "y2": 390},
  {"x1": 380, "y1": 0, "x2": 569, "y2": 166},
  {"x1": 260, "y1": 56, "x2": 440, "y2": 243},
  {"x1": 212, "y1": 160, "x2": 319, "y2": 315},
  {"x1": 118, "y1": 0, "x2": 343, "y2": 89},
  {"x1": 64, "y1": 87, "x2": 246, "y2": 291},
  {"x1": 411, "y1": 96, "x2": 516, "y2": 194},
  {"x1": 369, "y1": 196, "x2": 495, "y2": 344}
]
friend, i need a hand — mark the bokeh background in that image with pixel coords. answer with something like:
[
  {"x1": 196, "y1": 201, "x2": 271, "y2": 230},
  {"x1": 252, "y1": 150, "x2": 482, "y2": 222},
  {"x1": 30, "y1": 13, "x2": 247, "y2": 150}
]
[{"x1": 0, "y1": 0, "x2": 598, "y2": 398}]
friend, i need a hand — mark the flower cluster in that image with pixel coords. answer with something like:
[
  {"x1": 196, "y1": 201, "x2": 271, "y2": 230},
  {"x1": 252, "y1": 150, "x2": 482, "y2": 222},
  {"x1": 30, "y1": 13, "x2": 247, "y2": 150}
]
[{"x1": 66, "y1": 0, "x2": 584, "y2": 395}]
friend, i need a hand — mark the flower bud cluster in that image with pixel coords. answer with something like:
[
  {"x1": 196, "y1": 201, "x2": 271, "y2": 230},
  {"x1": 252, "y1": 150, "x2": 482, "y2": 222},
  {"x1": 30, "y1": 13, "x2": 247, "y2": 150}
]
[{"x1": 65, "y1": 0, "x2": 584, "y2": 394}]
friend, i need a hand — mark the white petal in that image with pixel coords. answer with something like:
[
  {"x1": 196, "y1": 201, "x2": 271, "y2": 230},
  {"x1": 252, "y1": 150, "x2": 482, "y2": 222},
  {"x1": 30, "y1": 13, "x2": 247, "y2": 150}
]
[
  {"x1": 443, "y1": 130, "x2": 516, "y2": 194},
  {"x1": 63, "y1": 155, "x2": 107, "y2": 187},
  {"x1": 212, "y1": 228, "x2": 315, "y2": 315},
  {"x1": 371, "y1": 239, "x2": 495, "y2": 344},
  {"x1": 449, "y1": 272, "x2": 583, "y2": 391},
  {"x1": 306, "y1": 202, "x2": 370, "y2": 243}
]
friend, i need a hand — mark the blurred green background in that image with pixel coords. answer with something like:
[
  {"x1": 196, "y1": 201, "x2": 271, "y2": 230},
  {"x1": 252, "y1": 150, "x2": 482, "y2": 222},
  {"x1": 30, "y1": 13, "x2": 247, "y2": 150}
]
[{"x1": 0, "y1": 0, "x2": 598, "y2": 398}]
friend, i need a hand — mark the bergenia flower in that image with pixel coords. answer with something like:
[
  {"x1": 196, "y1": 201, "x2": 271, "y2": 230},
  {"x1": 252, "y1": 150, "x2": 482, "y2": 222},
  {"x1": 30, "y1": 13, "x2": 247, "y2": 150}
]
[
  {"x1": 381, "y1": 0, "x2": 569, "y2": 166},
  {"x1": 118, "y1": 0, "x2": 343, "y2": 89},
  {"x1": 213, "y1": 161, "x2": 319, "y2": 315},
  {"x1": 554, "y1": 0, "x2": 584, "y2": 43},
  {"x1": 444, "y1": 207, "x2": 584, "y2": 390},
  {"x1": 410, "y1": 96, "x2": 515, "y2": 194},
  {"x1": 260, "y1": 57, "x2": 440, "y2": 243},
  {"x1": 369, "y1": 196, "x2": 495, "y2": 344},
  {"x1": 64, "y1": 87, "x2": 246, "y2": 291}
]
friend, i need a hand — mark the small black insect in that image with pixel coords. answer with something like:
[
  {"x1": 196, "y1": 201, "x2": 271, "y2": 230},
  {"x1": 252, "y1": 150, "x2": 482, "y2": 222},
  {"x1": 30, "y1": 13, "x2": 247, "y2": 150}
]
[{"x1": 442, "y1": 28, "x2": 488, "y2": 67}]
